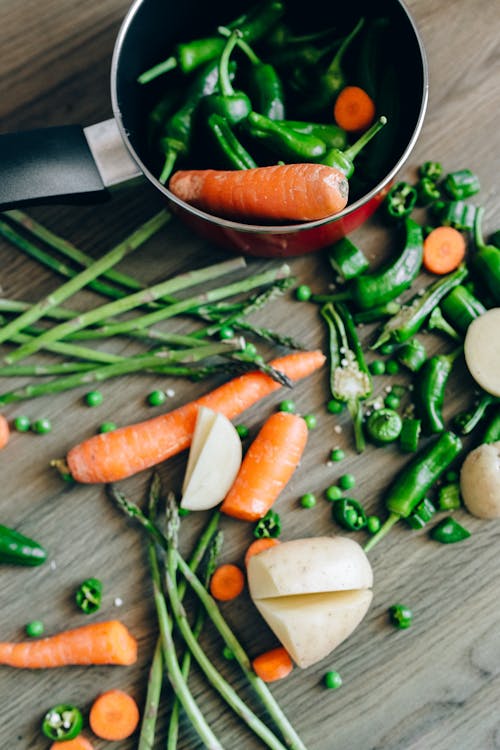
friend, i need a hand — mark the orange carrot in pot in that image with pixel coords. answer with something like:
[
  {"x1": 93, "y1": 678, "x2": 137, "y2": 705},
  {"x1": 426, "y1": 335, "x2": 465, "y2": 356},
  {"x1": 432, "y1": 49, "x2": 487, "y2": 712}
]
[
  {"x1": 89, "y1": 689, "x2": 140, "y2": 741},
  {"x1": 244, "y1": 537, "x2": 281, "y2": 567},
  {"x1": 0, "y1": 414, "x2": 10, "y2": 449},
  {"x1": 209, "y1": 563, "x2": 245, "y2": 601},
  {"x1": 333, "y1": 85, "x2": 376, "y2": 132},
  {"x1": 63, "y1": 349, "x2": 325, "y2": 484},
  {"x1": 221, "y1": 411, "x2": 308, "y2": 521},
  {"x1": 50, "y1": 738, "x2": 95, "y2": 750},
  {"x1": 169, "y1": 163, "x2": 349, "y2": 222},
  {"x1": 252, "y1": 647, "x2": 293, "y2": 683},
  {"x1": 423, "y1": 226, "x2": 466, "y2": 274},
  {"x1": 0, "y1": 620, "x2": 137, "y2": 668}
]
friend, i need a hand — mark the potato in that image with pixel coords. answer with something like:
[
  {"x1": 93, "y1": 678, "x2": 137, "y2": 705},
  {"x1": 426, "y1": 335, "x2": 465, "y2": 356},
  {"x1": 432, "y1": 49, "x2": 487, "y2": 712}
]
[
  {"x1": 247, "y1": 536, "x2": 373, "y2": 668},
  {"x1": 464, "y1": 308, "x2": 500, "y2": 396},
  {"x1": 460, "y1": 440, "x2": 500, "y2": 519}
]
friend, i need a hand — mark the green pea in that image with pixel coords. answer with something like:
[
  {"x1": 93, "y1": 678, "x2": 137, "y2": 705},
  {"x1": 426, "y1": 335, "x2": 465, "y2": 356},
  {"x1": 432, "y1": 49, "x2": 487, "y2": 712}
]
[
  {"x1": 325, "y1": 485, "x2": 342, "y2": 501},
  {"x1": 147, "y1": 389, "x2": 166, "y2": 407},
  {"x1": 386, "y1": 359, "x2": 400, "y2": 375},
  {"x1": 243, "y1": 342, "x2": 258, "y2": 359},
  {"x1": 84, "y1": 390, "x2": 103, "y2": 407},
  {"x1": 295, "y1": 284, "x2": 312, "y2": 302},
  {"x1": 379, "y1": 343, "x2": 397, "y2": 355},
  {"x1": 236, "y1": 424, "x2": 249, "y2": 439},
  {"x1": 300, "y1": 492, "x2": 317, "y2": 509},
  {"x1": 445, "y1": 470, "x2": 458, "y2": 483},
  {"x1": 98, "y1": 421, "x2": 117, "y2": 433},
  {"x1": 384, "y1": 393, "x2": 400, "y2": 410},
  {"x1": 25, "y1": 619, "x2": 44, "y2": 637},
  {"x1": 338, "y1": 473, "x2": 355, "y2": 490},
  {"x1": 178, "y1": 508, "x2": 190, "y2": 517},
  {"x1": 32, "y1": 418, "x2": 51, "y2": 434},
  {"x1": 324, "y1": 670, "x2": 343, "y2": 689},
  {"x1": 303, "y1": 413, "x2": 317, "y2": 430},
  {"x1": 389, "y1": 603, "x2": 413, "y2": 629},
  {"x1": 222, "y1": 646, "x2": 235, "y2": 660},
  {"x1": 13, "y1": 415, "x2": 31, "y2": 432},
  {"x1": 329, "y1": 448, "x2": 345, "y2": 462},
  {"x1": 219, "y1": 325, "x2": 235, "y2": 340},
  {"x1": 327, "y1": 399, "x2": 344, "y2": 414},
  {"x1": 369, "y1": 360, "x2": 386, "y2": 376},
  {"x1": 367, "y1": 515, "x2": 381, "y2": 534},
  {"x1": 278, "y1": 399, "x2": 296, "y2": 413}
]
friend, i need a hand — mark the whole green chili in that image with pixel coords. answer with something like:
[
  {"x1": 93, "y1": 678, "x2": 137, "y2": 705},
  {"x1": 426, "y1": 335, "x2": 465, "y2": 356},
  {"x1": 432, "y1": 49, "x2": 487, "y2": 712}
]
[
  {"x1": 453, "y1": 391, "x2": 499, "y2": 435},
  {"x1": 0, "y1": 524, "x2": 47, "y2": 566},
  {"x1": 396, "y1": 339, "x2": 427, "y2": 372},
  {"x1": 426, "y1": 307, "x2": 461, "y2": 341},
  {"x1": 327, "y1": 236, "x2": 370, "y2": 281},
  {"x1": 207, "y1": 113, "x2": 257, "y2": 169},
  {"x1": 430, "y1": 516, "x2": 471, "y2": 544},
  {"x1": 281, "y1": 120, "x2": 347, "y2": 151},
  {"x1": 353, "y1": 301, "x2": 401, "y2": 325},
  {"x1": 202, "y1": 30, "x2": 252, "y2": 125},
  {"x1": 243, "y1": 110, "x2": 326, "y2": 160},
  {"x1": 440, "y1": 284, "x2": 486, "y2": 333},
  {"x1": 414, "y1": 349, "x2": 461, "y2": 435},
  {"x1": 318, "y1": 116, "x2": 387, "y2": 178},
  {"x1": 471, "y1": 206, "x2": 500, "y2": 304}
]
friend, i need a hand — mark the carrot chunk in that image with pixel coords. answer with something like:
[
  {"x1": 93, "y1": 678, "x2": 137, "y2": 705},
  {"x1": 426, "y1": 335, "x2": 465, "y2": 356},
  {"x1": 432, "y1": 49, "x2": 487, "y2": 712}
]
[
  {"x1": 252, "y1": 647, "x2": 293, "y2": 682},
  {"x1": 333, "y1": 86, "x2": 376, "y2": 132},
  {"x1": 209, "y1": 563, "x2": 245, "y2": 601},
  {"x1": 423, "y1": 226, "x2": 466, "y2": 274},
  {"x1": 89, "y1": 689, "x2": 140, "y2": 741}
]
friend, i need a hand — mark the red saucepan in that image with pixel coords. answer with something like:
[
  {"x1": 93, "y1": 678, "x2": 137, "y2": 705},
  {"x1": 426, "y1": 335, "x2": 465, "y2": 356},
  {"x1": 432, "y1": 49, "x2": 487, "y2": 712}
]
[{"x1": 0, "y1": 0, "x2": 428, "y2": 257}]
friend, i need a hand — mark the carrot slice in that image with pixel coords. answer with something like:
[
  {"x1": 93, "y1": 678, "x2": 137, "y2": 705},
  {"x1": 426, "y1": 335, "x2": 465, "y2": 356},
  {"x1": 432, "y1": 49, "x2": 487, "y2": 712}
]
[
  {"x1": 252, "y1": 647, "x2": 293, "y2": 682},
  {"x1": 221, "y1": 412, "x2": 308, "y2": 521},
  {"x1": 209, "y1": 563, "x2": 245, "y2": 601},
  {"x1": 50, "y1": 737, "x2": 95, "y2": 750},
  {"x1": 423, "y1": 226, "x2": 466, "y2": 274},
  {"x1": 0, "y1": 414, "x2": 10, "y2": 449},
  {"x1": 333, "y1": 86, "x2": 376, "y2": 132},
  {"x1": 89, "y1": 689, "x2": 140, "y2": 741},
  {"x1": 244, "y1": 538, "x2": 281, "y2": 568}
]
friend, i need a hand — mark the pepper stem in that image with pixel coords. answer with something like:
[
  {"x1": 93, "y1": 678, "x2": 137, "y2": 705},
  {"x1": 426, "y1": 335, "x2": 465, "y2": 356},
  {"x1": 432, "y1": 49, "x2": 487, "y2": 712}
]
[
  {"x1": 218, "y1": 25, "x2": 260, "y2": 65},
  {"x1": 325, "y1": 16, "x2": 365, "y2": 79},
  {"x1": 344, "y1": 116, "x2": 387, "y2": 161},
  {"x1": 363, "y1": 512, "x2": 400, "y2": 553},
  {"x1": 218, "y1": 29, "x2": 241, "y2": 97}
]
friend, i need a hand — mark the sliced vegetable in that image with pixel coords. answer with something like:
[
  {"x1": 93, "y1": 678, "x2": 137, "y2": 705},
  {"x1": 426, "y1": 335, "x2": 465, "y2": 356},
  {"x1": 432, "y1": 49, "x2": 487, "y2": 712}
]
[
  {"x1": 0, "y1": 414, "x2": 10, "y2": 448},
  {"x1": 254, "y1": 510, "x2": 282, "y2": 539},
  {"x1": 429, "y1": 517, "x2": 471, "y2": 543},
  {"x1": 333, "y1": 85, "x2": 376, "y2": 132},
  {"x1": 464, "y1": 309, "x2": 500, "y2": 396},
  {"x1": 49, "y1": 737, "x2": 95, "y2": 750},
  {"x1": 42, "y1": 704, "x2": 84, "y2": 741},
  {"x1": 75, "y1": 577, "x2": 103, "y2": 615},
  {"x1": 209, "y1": 564, "x2": 245, "y2": 601},
  {"x1": 423, "y1": 226, "x2": 466, "y2": 275},
  {"x1": 252, "y1": 647, "x2": 293, "y2": 682},
  {"x1": 89, "y1": 689, "x2": 140, "y2": 741}
]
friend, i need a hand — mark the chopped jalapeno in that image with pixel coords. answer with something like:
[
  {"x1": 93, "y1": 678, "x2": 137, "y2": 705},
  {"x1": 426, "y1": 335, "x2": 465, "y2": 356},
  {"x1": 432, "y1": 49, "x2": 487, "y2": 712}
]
[
  {"x1": 75, "y1": 577, "x2": 103, "y2": 614},
  {"x1": 332, "y1": 497, "x2": 367, "y2": 530},
  {"x1": 253, "y1": 510, "x2": 281, "y2": 539},
  {"x1": 430, "y1": 516, "x2": 471, "y2": 544},
  {"x1": 42, "y1": 704, "x2": 84, "y2": 741}
]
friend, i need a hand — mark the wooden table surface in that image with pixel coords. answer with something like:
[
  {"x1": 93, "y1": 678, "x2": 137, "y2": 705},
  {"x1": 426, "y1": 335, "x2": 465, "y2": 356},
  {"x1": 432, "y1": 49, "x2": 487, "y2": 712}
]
[{"x1": 1, "y1": 1, "x2": 499, "y2": 748}]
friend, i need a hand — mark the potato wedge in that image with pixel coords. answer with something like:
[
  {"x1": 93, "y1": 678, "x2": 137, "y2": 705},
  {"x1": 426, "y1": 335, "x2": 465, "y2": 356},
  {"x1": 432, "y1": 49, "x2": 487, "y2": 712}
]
[{"x1": 464, "y1": 308, "x2": 500, "y2": 396}]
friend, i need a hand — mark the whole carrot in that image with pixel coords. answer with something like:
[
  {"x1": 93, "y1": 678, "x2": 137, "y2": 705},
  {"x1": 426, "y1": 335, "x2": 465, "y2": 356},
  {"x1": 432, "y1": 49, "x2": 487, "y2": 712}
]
[
  {"x1": 62, "y1": 349, "x2": 325, "y2": 484},
  {"x1": 0, "y1": 620, "x2": 137, "y2": 668},
  {"x1": 221, "y1": 411, "x2": 309, "y2": 521},
  {"x1": 169, "y1": 163, "x2": 349, "y2": 222}
]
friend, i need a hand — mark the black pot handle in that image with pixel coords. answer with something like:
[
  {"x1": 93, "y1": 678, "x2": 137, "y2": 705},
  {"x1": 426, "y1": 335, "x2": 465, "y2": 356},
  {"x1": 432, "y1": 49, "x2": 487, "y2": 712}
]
[{"x1": 0, "y1": 119, "x2": 143, "y2": 210}]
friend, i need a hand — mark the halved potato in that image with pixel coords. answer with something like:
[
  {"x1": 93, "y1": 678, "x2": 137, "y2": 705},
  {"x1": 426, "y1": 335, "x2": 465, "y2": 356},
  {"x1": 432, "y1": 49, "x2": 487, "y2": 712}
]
[
  {"x1": 464, "y1": 308, "x2": 500, "y2": 396},
  {"x1": 460, "y1": 440, "x2": 500, "y2": 519}
]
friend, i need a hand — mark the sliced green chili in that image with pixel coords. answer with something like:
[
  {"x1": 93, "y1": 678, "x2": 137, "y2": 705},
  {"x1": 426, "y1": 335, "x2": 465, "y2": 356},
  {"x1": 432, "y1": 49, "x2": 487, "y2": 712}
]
[
  {"x1": 253, "y1": 510, "x2": 281, "y2": 539},
  {"x1": 75, "y1": 577, "x2": 103, "y2": 614},
  {"x1": 430, "y1": 517, "x2": 471, "y2": 544},
  {"x1": 332, "y1": 497, "x2": 367, "y2": 530},
  {"x1": 327, "y1": 237, "x2": 370, "y2": 281},
  {"x1": 438, "y1": 482, "x2": 462, "y2": 511},
  {"x1": 443, "y1": 169, "x2": 480, "y2": 200},
  {"x1": 406, "y1": 497, "x2": 436, "y2": 529},
  {"x1": 42, "y1": 704, "x2": 84, "y2": 741}
]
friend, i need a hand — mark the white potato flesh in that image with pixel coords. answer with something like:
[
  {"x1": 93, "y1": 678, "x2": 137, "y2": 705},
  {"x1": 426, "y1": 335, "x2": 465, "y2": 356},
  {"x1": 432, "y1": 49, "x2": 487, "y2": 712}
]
[
  {"x1": 460, "y1": 440, "x2": 500, "y2": 519},
  {"x1": 181, "y1": 407, "x2": 242, "y2": 511},
  {"x1": 254, "y1": 589, "x2": 373, "y2": 669},
  {"x1": 182, "y1": 406, "x2": 218, "y2": 491},
  {"x1": 464, "y1": 308, "x2": 500, "y2": 396},
  {"x1": 247, "y1": 536, "x2": 373, "y2": 600}
]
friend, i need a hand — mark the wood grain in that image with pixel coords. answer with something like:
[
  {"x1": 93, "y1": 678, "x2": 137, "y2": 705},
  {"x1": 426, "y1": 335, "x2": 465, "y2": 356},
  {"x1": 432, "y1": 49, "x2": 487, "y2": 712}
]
[{"x1": 0, "y1": 1, "x2": 499, "y2": 748}]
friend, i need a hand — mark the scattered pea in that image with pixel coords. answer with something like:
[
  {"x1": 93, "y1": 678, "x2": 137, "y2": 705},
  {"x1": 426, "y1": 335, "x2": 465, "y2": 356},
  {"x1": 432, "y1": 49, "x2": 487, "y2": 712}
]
[
  {"x1": 222, "y1": 646, "x2": 235, "y2": 660},
  {"x1": 98, "y1": 421, "x2": 117, "y2": 433},
  {"x1": 386, "y1": 359, "x2": 400, "y2": 375},
  {"x1": 379, "y1": 343, "x2": 397, "y2": 355},
  {"x1": 218, "y1": 325, "x2": 235, "y2": 340},
  {"x1": 300, "y1": 492, "x2": 317, "y2": 509},
  {"x1": 303, "y1": 413, "x2": 317, "y2": 430},
  {"x1": 389, "y1": 603, "x2": 413, "y2": 629},
  {"x1": 367, "y1": 515, "x2": 381, "y2": 534},
  {"x1": 25, "y1": 620, "x2": 44, "y2": 637},
  {"x1": 327, "y1": 399, "x2": 344, "y2": 414},
  {"x1": 235, "y1": 424, "x2": 249, "y2": 439},
  {"x1": 384, "y1": 393, "x2": 401, "y2": 410},
  {"x1": 243, "y1": 342, "x2": 258, "y2": 359},
  {"x1": 13, "y1": 415, "x2": 31, "y2": 432},
  {"x1": 178, "y1": 508, "x2": 190, "y2": 517},
  {"x1": 338, "y1": 473, "x2": 355, "y2": 490},
  {"x1": 324, "y1": 670, "x2": 343, "y2": 689},
  {"x1": 329, "y1": 448, "x2": 345, "y2": 462},
  {"x1": 325, "y1": 485, "x2": 343, "y2": 502},
  {"x1": 369, "y1": 360, "x2": 386, "y2": 376},
  {"x1": 84, "y1": 390, "x2": 103, "y2": 407},
  {"x1": 278, "y1": 399, "x2": 296, "y2": 414},
  {"x1": 295, "y1": 284, "x2": 312, "y2": 302},
  {"x1": 32, "y1": 418, "x2": 52, "y2": 434},
  {"x1": 147, "y1": 389, "x2": 166, "y2": 407},
  {"x1": 445, "y1": 470, "x2": 458, "y2": 483}
]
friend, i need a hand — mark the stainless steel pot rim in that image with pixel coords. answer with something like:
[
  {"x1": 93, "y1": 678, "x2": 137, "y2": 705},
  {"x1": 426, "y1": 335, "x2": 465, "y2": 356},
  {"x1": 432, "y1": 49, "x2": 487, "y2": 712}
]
[{"x1": 110, "y1": 0, "x2": 429, "y2": 235}]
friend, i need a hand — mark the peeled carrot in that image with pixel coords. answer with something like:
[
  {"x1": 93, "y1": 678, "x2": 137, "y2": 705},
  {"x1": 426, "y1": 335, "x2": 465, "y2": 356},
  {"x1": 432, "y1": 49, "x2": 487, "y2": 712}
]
[
  {"x1": 169, "y1": 163, "x2": 349, "y2": 223},
  {"x1": 0, "y1": 414, "x2": 10, "y2": 449},
  {"x1": 50, "y1": 737, "x2": 95, "y2": 750},
  {"x1": 244, "y1": 538, "x2": 281, "y2": 567},
  {"x1": 221, "y1": 411, "x2": 308, "y2": 521},
  {"x1": 423, "y1": 226, "x2": 466, "y2": 274},
  {"x1": 64, "y1": 350, "x2": 325, "y2": 484},
  {"x1": 89, "y1": 689, "x2": 140, "y2": 741},
  {"x1": 0, "y1": 620, "x2": 137, "y2": 668},
  {"x1": 209, "y1": 563, "x2": 245, "y2": 601},
  {"x1": 333, "y1": 85, "x2": 376, "y2": 132},
  {"x1": 252, "y1": 647, "x2": 293, "y2": 683}
]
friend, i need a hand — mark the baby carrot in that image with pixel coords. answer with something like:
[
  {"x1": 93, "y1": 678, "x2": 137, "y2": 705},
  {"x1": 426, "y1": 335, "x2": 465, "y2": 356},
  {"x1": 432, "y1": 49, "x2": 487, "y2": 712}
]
[
  {"x1": 244, "y1": 538, "x2": 281, "y2": 567},
  {"x1": 64, "y1": 349, "x2": 325, "y2": 484},
  {"x1": 209, "y1": 563, "x2": 245, "y2": 601},
  {"x1": 221, "y1": 411, "x2": 309, "y2": 521},
  {"x1": 333, "y1": 86, "x2": 376, "y2": 132},
  {"x1": 169, "y1": 163, "x2": 349, "y2": 222},
  {"x1": 252, "y1": 647, "x2": 293, "y2": 683},
  {"x1": 0, "y1": 620, "x2": 137, "y2": 668},
  {"x1": 423, "y1": 226, "x2": 466, "y2": 274},
  {"x1": 50, "y1": 738, "x2": 95, "y2": 750},
  {"x1": 89, "y1": 689, "x2": 140, "y2": 741},
  {"x1": 0, "y1": 414, "x2": 10, "y2": 449}
]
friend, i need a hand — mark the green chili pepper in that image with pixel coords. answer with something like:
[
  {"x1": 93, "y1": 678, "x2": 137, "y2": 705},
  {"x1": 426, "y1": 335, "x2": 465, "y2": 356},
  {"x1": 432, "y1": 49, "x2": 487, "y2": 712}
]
[
  {"x1": 438, "y1": 482, "x2": 462, "y2": 511},
  {"x1": 355, "y1": 16, "x2": 391, "y2": 100},
  {"x1": 0, "y1": 524, "x2": 47, "y2": 566},
  {"x1": 42, "y1": 704, "x2": 84, "y2": 741},
  {"x1": 243, "y1": 110, "x2": 326, "y2": 160},
  {"x1": 430, "y1": 516, "x2": 471, "y2": 544},
  {"x1": 364, "y1": 431, "x2": 462, "y2": 551},
  {"x1": 347, "y1": 217, "x2": 423, "y2": 310},
  {"x1": 426, "y1": 307, "x2": 461, "y2": 341},
  {"x1": 75, "y1": 577, "x2": 103, "y2": 614},
  {"x1": 281, "y1": 121, "x2": 347, "y2": 151},
  {"x1": 453, "y1": 391, "x2": 499, "y2": 435},
  {"x1": 440, "y1": 284, "x2": 487, "y2": 333},
  {"x1": 414, "y1": 349, "x2": 461, "y2": 435},
  {"x1": 431, "y1": 199, "x2": 478, "y2": 231},
  {"x1": 321, "y1": 302, "x2": 372, "y2": 453},
  {"x1": 207, "y1": 113, "x2": 257, "y2": 169},
  {"x1": 443, "y1": 169, "x2": 481, "y2": 200},
  {"x1": 372, "y1": 263, "x2": 468, "y2": 349},
  {"x1": 483, "y1": 408, "x2": 500, "y2": 444},
  {"x1": 384, "y1": 181, "x2": 418, "y2": 220},
  {"x1": 399, "y1": 417, "x2": 422, "y2": 453},
  {"x1": 471, "y1": 206, "x2": 500, "y2": 304},
  {"x1": 396, "y1": 339, "x2": 427, "y2": 372},
  {"x1": 419, "y1": 161, "x2": 443, "y2": 182},
  {"x1": 406, "y1": 497, "x2": 436, "y2": 529},
  {"x1": 332, "y1": 497, "x2": 367, "y2": 531},
  {"x1": 490, "y1": 230, "x2": 500, "y2": 249},
  {"x1": 416, "y1": 177, "x2": 441, "y2": 206},
  {"x1": 366, "y1": 407, "x2": 402, "y2": 445},
  {"x1": 253, "y1": 509, "x2": 281, "y2": 538},
  {"x1": 353, "y1": 301, "x2": 401, "y2": 325},
  {"x1": 327, "y1": 237, "x2": 370, "y2": 281},
  {"x1": 202, "y1": 31, "x2": 252, "y2": 125},
  {"x1": 318, "y1": 116, "x2": 387, "y2": 178}
]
